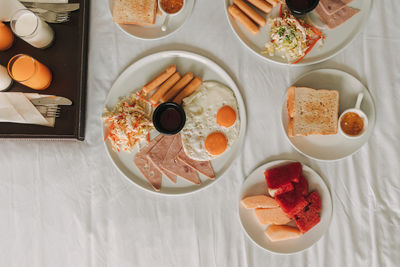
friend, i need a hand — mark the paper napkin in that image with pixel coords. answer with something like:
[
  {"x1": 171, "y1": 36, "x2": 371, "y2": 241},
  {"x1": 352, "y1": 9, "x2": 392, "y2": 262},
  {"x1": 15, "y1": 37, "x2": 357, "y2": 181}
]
[{"x1": 0, "y1": 92, "x2": 55, "y2": 127}]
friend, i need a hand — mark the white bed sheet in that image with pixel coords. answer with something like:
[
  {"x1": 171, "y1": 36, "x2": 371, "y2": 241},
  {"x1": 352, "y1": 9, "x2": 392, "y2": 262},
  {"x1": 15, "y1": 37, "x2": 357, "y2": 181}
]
[{"x1": 0, "y1": 0, "x2": 399, "y2": 266}]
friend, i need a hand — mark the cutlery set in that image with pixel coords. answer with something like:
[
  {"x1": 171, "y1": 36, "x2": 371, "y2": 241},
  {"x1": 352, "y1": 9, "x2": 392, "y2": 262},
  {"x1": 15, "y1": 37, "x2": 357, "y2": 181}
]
[
  {"x1": 21, "y1": 2, "x2": 80, "y2": 23},
  {"x1": 30, "y1": 96, "x2": 72, "y2": 118}
]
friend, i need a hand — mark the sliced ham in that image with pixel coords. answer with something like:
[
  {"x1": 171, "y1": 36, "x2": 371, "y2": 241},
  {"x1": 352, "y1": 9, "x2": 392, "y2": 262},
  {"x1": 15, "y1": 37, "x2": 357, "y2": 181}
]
[
  {"x1": 319, "y1": 0, "x2": 353, "y2": 15},
  {"x1": 147, "y1": 135, "x2": 178, "y2": 183},
  {"x1": 134, "y1": 135, "x2": 164, "y2": 191},
  {"x1": 315, "y1": 4, "x2": 359, "y2": 29},
  {"x1": 162, "y1": 135, "x2": 201, "y2": 185},
  {"x1": 177, "y1": 148, "x2": 215, "y2": 179},
  {"x1": 160, "y1": 167, "x2": 178, "y2": 183}
]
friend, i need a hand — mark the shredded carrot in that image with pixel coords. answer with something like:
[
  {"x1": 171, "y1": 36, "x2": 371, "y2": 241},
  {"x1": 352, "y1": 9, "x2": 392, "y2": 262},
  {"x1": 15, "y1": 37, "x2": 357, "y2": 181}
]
[
  {"x1": 146, "y1": 132, "x2": 150, "y2": 143},
  {"x1": 293, "y1": 36, "x2": 321, "y2": 64}
]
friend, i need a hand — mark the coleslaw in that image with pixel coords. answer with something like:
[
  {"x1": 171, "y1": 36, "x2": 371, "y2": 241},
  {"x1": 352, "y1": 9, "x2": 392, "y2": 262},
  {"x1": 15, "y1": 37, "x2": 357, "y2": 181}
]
[
  {"x1": 263, "y1": 6, "x2": 324, "y2": 64},
  {"x1": 103, "y1": 93, "x2": 154, "y2": 152}
]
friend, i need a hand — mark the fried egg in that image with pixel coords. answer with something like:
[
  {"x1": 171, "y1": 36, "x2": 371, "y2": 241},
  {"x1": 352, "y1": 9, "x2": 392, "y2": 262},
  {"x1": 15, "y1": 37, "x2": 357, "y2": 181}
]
[{"x1": 181, "y1": 81, "x2": 240, "y2": 161}]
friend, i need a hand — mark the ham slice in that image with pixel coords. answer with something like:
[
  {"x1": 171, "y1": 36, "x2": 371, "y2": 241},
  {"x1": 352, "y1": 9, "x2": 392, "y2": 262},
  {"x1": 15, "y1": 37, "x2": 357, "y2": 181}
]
[
  {"x1": 162, "y1": 135, "x2": 201, "y2": 185},
  {"x1": 315, "y1": 4, "x2": 359, "y2": 29},
  {"x1": 319, "y1": 0, "x2": 353, "y2": 15},
  {"x1": 134, "y1": 135, "x2": 163, "y2": 191},
  {"x1": 177, "y1": 148, "x2": 215, "y2": 179},
  {"x1": 147, "y1": 135, "x2": 178, "y2": 183}
]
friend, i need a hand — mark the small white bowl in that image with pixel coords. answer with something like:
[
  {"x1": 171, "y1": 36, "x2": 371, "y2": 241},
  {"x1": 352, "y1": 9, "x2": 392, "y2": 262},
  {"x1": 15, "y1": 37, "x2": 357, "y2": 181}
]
[
  {"x1": 158, "y1": 0, "x2": 185, "y2": 16},
  {"x1": 339, "y1": 92, "x2": 368, "y2": 139},
  {"x1": 158, "y1": 0, "x2": 185, "y2": 31}
]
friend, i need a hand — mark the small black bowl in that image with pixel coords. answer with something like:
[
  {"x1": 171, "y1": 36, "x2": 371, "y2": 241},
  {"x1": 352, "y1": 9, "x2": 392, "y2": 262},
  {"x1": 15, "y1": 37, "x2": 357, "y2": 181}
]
[
  {"x1": 152, "y1": 102, "x2": 186, "y2": 135},
  {"x1": 286, "y1": 0, "x2": 320, "y2": 15}
]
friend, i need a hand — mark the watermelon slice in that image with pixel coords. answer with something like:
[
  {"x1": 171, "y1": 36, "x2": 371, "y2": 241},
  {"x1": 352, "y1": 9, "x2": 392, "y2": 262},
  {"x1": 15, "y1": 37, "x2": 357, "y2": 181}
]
[
  {"x1": 264, "y1": 162, "x2": 302, "y2": 196},
  {"x1": 293, "y1": 174, "x2": 309, "y2": 196},
  {"x1": 294, "y1": 191, "x2": 322, "y2": 233},
  {"x1": 306, "y1": 191, "x2": 321, "y2": 213},
  {"x1": 275, "y1": 189, "x2": 308, "y2": 218},
  {"x1": 294, "y1": 208, "x2": 321, "y2": 233}
]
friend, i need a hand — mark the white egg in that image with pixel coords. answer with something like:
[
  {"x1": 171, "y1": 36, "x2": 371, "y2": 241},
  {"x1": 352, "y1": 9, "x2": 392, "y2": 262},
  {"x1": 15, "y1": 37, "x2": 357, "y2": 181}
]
[{"x1": 181, "y1": 81, "x2": 240, "y2": 161}]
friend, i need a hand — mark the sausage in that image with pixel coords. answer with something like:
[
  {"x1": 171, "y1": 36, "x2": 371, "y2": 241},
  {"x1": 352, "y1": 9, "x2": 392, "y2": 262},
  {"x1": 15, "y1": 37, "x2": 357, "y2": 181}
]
[
  {"x1": 228, "y1": 5, "x2": 259, "y2": 35},
  {"x1": 142, "y1": 65, "x2": 176, "y2": 94},
  {"x1": 265, "y1": 0, "x2": 279, "y2": 7},
  {"x1": 248, "y1": 0, "x2": 272, "y2": 13},
  {"x1": 150, "y1": 72, "x2": 181, "y2": 105},
  {"x1": 161, "y1": 72, "x2": 194, "y2": 103},
  {"x1": 173, "y1": 77, "x2": 202, "y2": 105},
  {"x1": 233, "y1": 0, "x2": 266, "y2": 26}
]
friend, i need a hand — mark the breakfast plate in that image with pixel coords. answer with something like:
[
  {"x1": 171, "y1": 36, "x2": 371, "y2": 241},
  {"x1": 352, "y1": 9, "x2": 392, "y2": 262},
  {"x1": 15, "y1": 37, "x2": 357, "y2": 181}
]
[
  {"x1": 108, "y1": 0, "x2": 195, "y2": 40},
  {"x1": 238, "y1": 160, "x2": 332, "y2": 254},
  {"x1": 281, "y1": 68, "x2": 376, "y2": 161},
  {"x1": 103, "y1": 50, "x2": 246, "y2": 195},
  {"x1": 224, "y1": 0, "x2": 372, "y2": 65}
]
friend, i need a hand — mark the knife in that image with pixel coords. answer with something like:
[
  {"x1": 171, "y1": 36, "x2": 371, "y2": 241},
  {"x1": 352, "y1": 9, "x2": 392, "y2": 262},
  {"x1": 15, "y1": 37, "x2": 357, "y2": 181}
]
[
  {"x1": 21, "y1": 2, "x2": 80, "y2": 12},
  {"x1": 31, "y1": 96, "x2": 72, "y2": 106}
]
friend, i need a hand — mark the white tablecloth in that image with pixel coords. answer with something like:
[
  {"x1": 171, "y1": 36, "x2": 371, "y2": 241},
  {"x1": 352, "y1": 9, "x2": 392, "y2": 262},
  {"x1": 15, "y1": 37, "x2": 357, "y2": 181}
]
[{"x1": 1, "y1": 0, "x2": 400, "y2": 266}]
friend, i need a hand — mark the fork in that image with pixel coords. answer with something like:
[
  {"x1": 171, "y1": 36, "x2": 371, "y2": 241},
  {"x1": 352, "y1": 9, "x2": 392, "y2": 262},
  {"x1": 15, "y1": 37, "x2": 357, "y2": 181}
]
[
  {"x1": 45, "y1": 105, "x2": 61, "y2": 118},
  {"x1": 35, "y1": 10, "x2": 71, "y2": 24},
  {"x1": 36, "y1": 105, "x2": 61, "y2": 118}
]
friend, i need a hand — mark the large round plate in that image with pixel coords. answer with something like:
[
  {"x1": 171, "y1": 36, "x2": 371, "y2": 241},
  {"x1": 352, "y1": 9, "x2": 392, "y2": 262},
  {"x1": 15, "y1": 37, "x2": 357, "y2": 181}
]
[
  {"x1": 281, "y1": 69, "x2": 376, "y2": 161},
  {"x1": 108, "y1": 0, "x2": 195, "y2": 40},
  {"x1": 239, "y1": 160, "x2": 332, "y2": 254},
  {"x1": 103, "y1": 50, "x2": 247, "y2": 195},
  {"x1": 224, "y1": 0, "x2": 372, "y2": 65}
]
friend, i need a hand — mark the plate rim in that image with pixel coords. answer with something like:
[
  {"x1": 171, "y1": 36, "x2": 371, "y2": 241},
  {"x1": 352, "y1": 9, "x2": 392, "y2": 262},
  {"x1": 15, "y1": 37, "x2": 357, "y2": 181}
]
[
  {"x1": 107, "y1": 0, "x2": 195, "y2": 41},
  {"x1": 280, "y1": 68, "x2": 377, "y2": 162},
  {"x1": 237, "y1": 159, "x2": 333, "y2": 254},
  {"x1": 223, "y1": 0, "x2": 373, "y2": 66},
  {"x1": 102, "y1": 50, "x2": 247, "y2": 196}
]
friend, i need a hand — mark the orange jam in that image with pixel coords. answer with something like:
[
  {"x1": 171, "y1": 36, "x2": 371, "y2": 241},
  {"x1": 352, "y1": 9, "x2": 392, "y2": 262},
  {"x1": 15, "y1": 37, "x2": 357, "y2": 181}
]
[
  {"x1": 340, "y1": 112, "x2": 364, "y2": 136},
  {"x1": 160, "y1": 0, "x2": 184, "y2": 14}
]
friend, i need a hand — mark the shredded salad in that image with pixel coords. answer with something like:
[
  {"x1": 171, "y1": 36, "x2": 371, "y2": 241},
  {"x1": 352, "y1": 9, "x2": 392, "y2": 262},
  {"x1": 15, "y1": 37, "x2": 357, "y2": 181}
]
[
  {"x1": 263, "y1": 6, "x2": 324, "y2": 64},
  {"x1": 103, "y1": 93, "x2": 153, "y2": 152}
]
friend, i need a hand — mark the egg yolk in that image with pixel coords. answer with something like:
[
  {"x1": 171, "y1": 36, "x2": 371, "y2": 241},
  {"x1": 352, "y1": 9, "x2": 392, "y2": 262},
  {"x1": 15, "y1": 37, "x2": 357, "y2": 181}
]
[
  {"x1": 205, "y1": 132, "x2": 228, "y2": 156},
  {"x1": 216, "y1": 105, "x2": 236, "y2": 127}
]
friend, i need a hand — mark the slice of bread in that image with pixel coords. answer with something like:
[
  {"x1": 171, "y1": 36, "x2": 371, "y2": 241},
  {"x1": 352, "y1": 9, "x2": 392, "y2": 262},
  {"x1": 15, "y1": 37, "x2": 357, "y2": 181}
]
[
  {"x1": 287, "y1": 86, "x2": 339, "y2": 137},
  {"x1": 113, "y1": 0, "x2": 157, "y2": 25}
]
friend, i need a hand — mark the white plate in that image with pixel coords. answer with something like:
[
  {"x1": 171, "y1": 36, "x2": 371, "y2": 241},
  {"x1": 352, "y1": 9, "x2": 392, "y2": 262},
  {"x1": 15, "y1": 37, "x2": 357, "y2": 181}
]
[
  {"x1": 238, "y1": 160, "x2": 332, "y2": 254},
  {"x1": 224, "y1": 0, "x2": 372, "y2": 65},
  {"x1": 103, "y1": 50, "x2": 247, "y2": 195},
  {"x1": 108, "y1": 0, "x2": 194, "y2": 40},
  {"x1": 281, "y1": 68, "x2": 376, "y2": 161}
]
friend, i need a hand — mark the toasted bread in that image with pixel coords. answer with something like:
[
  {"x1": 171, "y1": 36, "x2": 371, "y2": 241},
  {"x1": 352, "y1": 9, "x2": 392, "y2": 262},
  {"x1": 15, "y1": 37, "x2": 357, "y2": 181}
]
[
  {"x1": 113, "y1": 0, "x2": 157, "y2": 25},
  {"x1": 287, "y1": 86, "x2": 339, "y2": 137}
]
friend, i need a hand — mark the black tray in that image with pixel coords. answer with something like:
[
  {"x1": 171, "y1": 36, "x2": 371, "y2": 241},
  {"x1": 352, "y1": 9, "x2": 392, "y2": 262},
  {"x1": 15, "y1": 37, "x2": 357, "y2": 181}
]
[{"x1": 0, "y1": 0, "x2": 89, "y2": 140}]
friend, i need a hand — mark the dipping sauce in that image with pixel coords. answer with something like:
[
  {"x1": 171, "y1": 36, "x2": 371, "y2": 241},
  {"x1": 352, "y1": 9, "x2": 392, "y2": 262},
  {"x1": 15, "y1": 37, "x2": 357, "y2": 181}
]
[
  {"x1": 286, "y1": 0, "x2": 320, "y2": 14},
  {"x1": 159, "y1": 107, "x2": 182, "y2": 131},
  {"x1": 153, "y1": 102, "x2": 186, "y2": 135},
  {"x1": 340, "y1": 112, "x2": 364, "y2": 136},
  {"x1": 160, "y1": 0, "x2": 184, "y2": 14}
]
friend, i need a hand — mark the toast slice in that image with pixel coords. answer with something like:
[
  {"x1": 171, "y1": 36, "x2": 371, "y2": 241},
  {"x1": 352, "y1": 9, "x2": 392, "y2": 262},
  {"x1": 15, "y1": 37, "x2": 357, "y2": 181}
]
[
  {"x1": 113, "y1": 0, "x2": 157, "y2": 25},
  {"x1": 287, "y1": 86, "x2": 339, "y2": 137}
]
